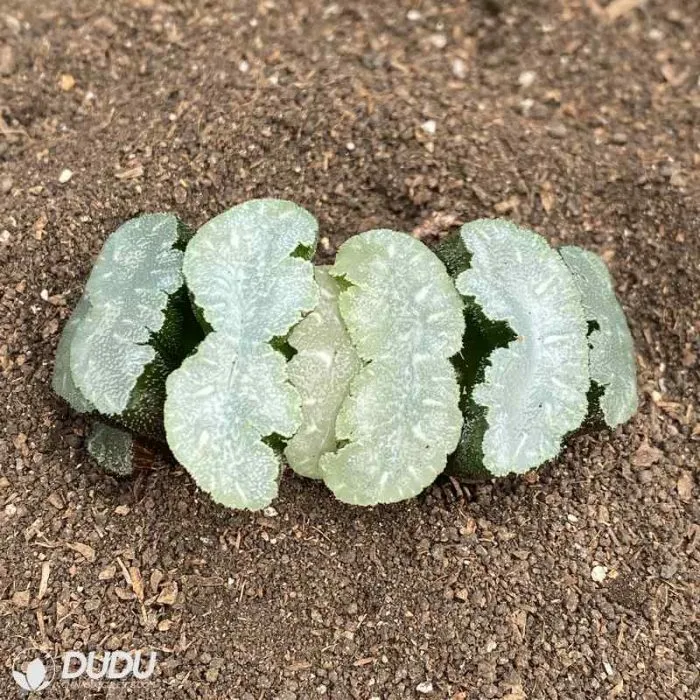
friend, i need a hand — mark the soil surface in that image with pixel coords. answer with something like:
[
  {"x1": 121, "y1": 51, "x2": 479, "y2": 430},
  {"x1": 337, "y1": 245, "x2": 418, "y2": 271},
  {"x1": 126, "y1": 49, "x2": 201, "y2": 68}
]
[{"x1": 1, "y1": 1, "x2": 699, "y2": 698}]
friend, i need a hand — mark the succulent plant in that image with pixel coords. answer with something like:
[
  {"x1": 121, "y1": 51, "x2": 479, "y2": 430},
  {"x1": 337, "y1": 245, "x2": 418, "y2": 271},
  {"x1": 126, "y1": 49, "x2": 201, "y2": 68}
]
[{"x1": 54, "y1": 205, "x2": 638, "y2": 509}]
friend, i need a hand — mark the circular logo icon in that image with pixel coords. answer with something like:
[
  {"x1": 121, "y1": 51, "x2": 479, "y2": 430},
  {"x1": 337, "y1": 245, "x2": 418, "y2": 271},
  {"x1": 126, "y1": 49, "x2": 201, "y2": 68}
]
[{"x1": 11, "y1": 649, "x2": 56, "y2": 693}]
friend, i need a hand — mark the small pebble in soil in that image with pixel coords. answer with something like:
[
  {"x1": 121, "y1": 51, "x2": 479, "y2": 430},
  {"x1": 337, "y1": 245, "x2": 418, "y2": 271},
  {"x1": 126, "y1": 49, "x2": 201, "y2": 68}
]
[
  {"x1": 660, "y1": 563, "x2": 677, "y2": 580},
  {"x1": 518, "y1": 70, "x2": 537, "y2": 88},
  {"x1": 0, "y1": 44, "x2": 15, "y2": 76},
  {"x1": 591, "y1": 565, "x2": 608, "y2": 582},
  {"x1": 669, "y1": 171, "x2": 686, "y2": 188},
  {"x1": 547, "y1": 123, "x2": 567, "y2": 139},
  {"x1": 416, "y1": 680, "x2": 434, "y2": 694},
  {"x1": 94, "y1": 16, "x2": 118, "y2": 36},
  {"x1": 637, "y1": 469, "x2": 654, "y2": 485},
  {"x1": 518, "y1": 98, "x2": 534, "y2": 116},
  {"x1": 421, "y1": 119, "x2": 437, "y2": 135},
  {"x1": 58, "y1": 168, "x2": 73, "y2": 183},
  {"x1": 59, "y1": 73, "x2": 75, "y2": 91},
  {"x1": 430, "y1": 34, "x2": 447, "y2": 50},
  {"x1": 451, "y1": 58, "x2": 467, "y2": 79}
]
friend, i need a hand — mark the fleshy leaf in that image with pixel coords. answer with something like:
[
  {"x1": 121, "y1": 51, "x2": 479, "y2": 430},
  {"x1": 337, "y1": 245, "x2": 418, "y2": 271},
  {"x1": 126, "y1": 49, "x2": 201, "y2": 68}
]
[
  {"x1": 455, "y1": 219, "x2": 589, "y2": 476},
  {"x1": 182, "y1": 201, "x2": 319, "y2": 341},
  {"x1": 70, "y1": 214, "x2": 186, "y2": 416},
  {"x1": 52, "y1": 297, "x2": 94, "y2": 413},
  {"x1": 320, "y1": 230, "x2": 464, "y2": 505},
  {"x1": 435, "y1": 233, "x2": 515, "y2": 480},
  {"x1": 285, "y1": 267, "x2": 362, "y2": 479},
  {"x1": 448, "y1": 306, "x2": 514, "y2": 480},
  {"x1": 164, "y1": 199, "x2": 319, "y2": 510},
  {"x1": 86, "y1": 422, "x2": 134, "y2": 477},
  {"x1": 63, "y1": 214, "x2": 201, "y2": 441},
  {"x1": 560, "y1": 246, "x2": 638, "y2": 427}
]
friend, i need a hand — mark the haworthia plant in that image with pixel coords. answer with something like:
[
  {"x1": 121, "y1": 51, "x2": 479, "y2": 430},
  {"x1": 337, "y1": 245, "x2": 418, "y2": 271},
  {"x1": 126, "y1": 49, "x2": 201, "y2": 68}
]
[
  {"x1": 560, "y1": 246, "x2": 638, "y2": 428},
  {"x1": 449, "y1": 219, "x2": 590, "y2": 476},
  {"x1": 86, "y1": 422, "x2": 134, "y2": 477},
  {"x1": 319, "y1": 230, "x2": 465, "y2": 505},
  {"x1": 285, "y1": 267, "x2": 362, "y2": 479},
  {"x1": 59, "y1": 214, "x2": 202, "y2": 440},
  {"x1": 54, "y1": 200, "x2": 639, "y2": 509},
  {"x1": 164, "y1": 199, "x2": 319, "y2": 510}
]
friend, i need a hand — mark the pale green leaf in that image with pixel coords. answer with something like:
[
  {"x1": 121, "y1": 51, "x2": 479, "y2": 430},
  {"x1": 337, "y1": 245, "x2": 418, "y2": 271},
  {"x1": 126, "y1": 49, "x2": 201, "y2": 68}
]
[
  {"x1": 285, "y1": 267, "x2": 362, "y2": 479},
  {"x1": 456, "y1": 219, "x2": 589, "y2": 475},
  {"x1": 86, "y1": 422, "x2": 134, "y2": 477},
  {"x1": 70, "y1": 214, "x2": 186, "y2": 416},
  {"x1": 320, "y1": 230, "x2": 464, "y2": 505},
  {"x1": 52, "y1": 297, "x2": 94, "y2": 413},
  {"x1": 183, "y1": 200, "x2": 319, "y2": 341},
  {"x1": 560, "y1": 246, "x2": 638, "y2": 427},
  {"x1": 164, "y1": 199, "x2": 319, "y2": 510}
]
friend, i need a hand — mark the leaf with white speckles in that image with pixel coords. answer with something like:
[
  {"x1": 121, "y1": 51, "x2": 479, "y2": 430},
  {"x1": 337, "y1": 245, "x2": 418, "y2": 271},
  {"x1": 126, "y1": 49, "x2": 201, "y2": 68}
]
[
  {"x1": 164, "y1": 199, "x2": 319, "y2": 510},
  {"x1": 52, "y1": 296, "x2": 94, "y2": 414},
  {"x1": 454, "y1": 219, "x2": 590, "y2": 476},
  {"x1": 86, "y1": 422, "x2": 134, "y2": 476},
  {"x1": 560, "y1": 246, "x2": 638, "y2": 428},
  {"x1": 65, "y1": 214, "x2": 202, "y2": 439},
  {"x1": 319, "y1": 230, "x2": 464, "y2": 505},
  {"x1": 71, "y1": 215, "x2": 184, "y2": 413},
  {"x1": 285, "y1": 268, "x2": 361, "y2": 479}
]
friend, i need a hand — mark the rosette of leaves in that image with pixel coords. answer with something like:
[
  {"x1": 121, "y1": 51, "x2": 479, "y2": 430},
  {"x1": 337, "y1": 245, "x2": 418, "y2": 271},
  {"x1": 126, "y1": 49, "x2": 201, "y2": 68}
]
[
  {"x1": 560, "y1": 246, "x2": 638, "y2": 428},
  {"x1": 440, "y1": 219, "x2": 591, "y2": 477},
  {"x1": 164, "y1": 199, "x2": 319, "y2": 510},
  {"x1": 318, "y1": 230, "x2": 465, "y2": 505},
  {"x1": 285, "y1": 267, "x2": 362, "y2": 479},
  {"x1": 52, "y1": 214, "x2": 203, "y2": 441}
]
